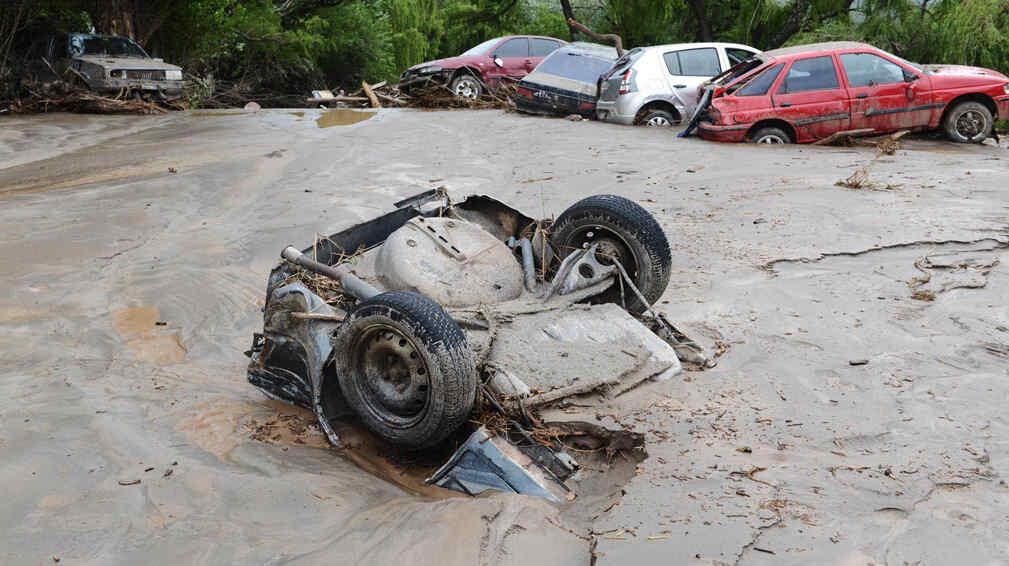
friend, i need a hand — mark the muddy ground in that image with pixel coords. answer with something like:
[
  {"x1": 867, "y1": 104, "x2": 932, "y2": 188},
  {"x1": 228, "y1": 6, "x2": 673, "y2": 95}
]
[{"x1": 2, "y1": 108, "x2": 1008, "y2": 565}]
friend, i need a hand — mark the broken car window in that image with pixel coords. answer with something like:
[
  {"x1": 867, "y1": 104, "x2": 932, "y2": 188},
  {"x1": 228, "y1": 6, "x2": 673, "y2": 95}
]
[
  {"x1": 711, "y1": 58, "x2": 764, "y2": 87},
  {"x1": 735, "y1": 63, "x2": 783, "y2": 96},
  {"x1": 780, "y1": 55, "x2": 839, "y2": 93},
  {"x1": 840, "y1": 53, "x2": 905, "y2": 87},
  {"x1": 727, "y1": 48, "x2": 757, "y2": 66}
]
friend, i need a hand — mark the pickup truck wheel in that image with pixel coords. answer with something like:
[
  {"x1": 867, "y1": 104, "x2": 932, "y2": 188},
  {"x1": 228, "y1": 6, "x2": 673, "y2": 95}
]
[
  {"x1": 750, "y1": 127, "x2": 791, "y2": 144},
  {"x1": 640, "y1": 109, "x2": 676, "y2": 127},
  {"x1": 332, "y1": 291, "x2": 477, "y2": 450},
  {"x1": 944, "y1": 101, "x2": 992, "y2": 143},
  {"x1": 450, "y1": 74, "x2": 482, "y2": 99},
  {"x1": 551, "y1": 195, "x2": 671, "y2": 314}
]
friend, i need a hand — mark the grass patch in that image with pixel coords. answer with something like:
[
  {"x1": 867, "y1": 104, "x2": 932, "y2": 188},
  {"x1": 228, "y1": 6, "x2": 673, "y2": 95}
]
[{"x1": 996, "y1": 119, "x2": 1009, "y2": 135}]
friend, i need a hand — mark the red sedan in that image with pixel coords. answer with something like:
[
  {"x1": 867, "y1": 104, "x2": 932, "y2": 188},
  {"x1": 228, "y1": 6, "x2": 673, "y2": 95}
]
[{"x1": 696, "y1": 41, "x2": 1009, "y2": 144}]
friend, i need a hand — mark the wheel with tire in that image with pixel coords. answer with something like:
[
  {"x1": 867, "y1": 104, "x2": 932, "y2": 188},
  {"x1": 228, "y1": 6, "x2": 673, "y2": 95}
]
[
  {"x1": 450, "y1": 73, "x2": 483, "y2": 99},
  {"x1": 331, "y1": 291, "x2": 477, "y2": 449},
  {"x1": 944, "y1": 101, "x2": 992, "y2": 143},
  {"x1": 640, "y1": 109, "x2": 676, "y2": 127},
  {"x1": 749, "y1": 126, "x2": 791, "y2": 144},
  {"x1": 551, "y1": 195, "x2": 671, "y2": 314}
]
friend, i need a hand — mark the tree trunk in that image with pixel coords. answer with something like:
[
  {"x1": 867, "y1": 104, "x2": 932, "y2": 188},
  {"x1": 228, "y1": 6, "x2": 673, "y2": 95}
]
[
  {"x1": 686, "y1": 0, "x2": 713, "y2": 42},
  {"x1": 559, "y1": 0, "x2": 577, "y2": 41}
]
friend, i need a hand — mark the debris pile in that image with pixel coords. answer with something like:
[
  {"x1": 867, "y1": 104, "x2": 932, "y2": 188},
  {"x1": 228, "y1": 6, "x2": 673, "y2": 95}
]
[
  {"x1": 307, "y1": 80, "x2": 516, "y2": 111},
  {"x1": 3, "y1": 80, "x2": 179, "y2": 114}
]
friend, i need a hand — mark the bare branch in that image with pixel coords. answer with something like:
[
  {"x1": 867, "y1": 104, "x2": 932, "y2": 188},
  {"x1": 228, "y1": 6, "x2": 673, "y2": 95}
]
[{"x1": 566, "y1": 18, "x2": 624, "y2": 56}]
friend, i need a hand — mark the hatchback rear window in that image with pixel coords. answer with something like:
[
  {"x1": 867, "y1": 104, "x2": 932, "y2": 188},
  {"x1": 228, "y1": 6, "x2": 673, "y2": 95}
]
[
  {"x1": 536, "y1": 51, "x2": 615, "y2": 83},
  {"x1": 604, "y1": 48, "x2": 644, "y2": 78},
  {"x1": 531, "y1": 38, "x2": 562, "y2": 57}
]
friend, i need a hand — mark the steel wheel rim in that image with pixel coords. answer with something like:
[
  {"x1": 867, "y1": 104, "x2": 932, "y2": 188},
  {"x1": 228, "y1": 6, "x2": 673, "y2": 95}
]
[
  {"x1": 350, "y1": 323, "x2": 431, "y2": 428},
  {"x1": 646, "y1": 116, "x2": 671, "y2": 127},
  {"x1": 758, "y1": 134, "x2": 786, "y2": 144},
  {"x1": 956, "y1": 110, "x2": 986, "y2": 138}
]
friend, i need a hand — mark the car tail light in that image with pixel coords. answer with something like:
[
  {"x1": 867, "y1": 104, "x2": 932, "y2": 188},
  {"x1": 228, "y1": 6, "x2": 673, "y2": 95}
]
[
  {"x1": 578, "y1": 101, "x2": 594, "y2": 112},
  {"x1": 618, "y1": 70, "x2": 633, "y2": 95},
  {"x1": 516, "y1": 86, "x2": 533, "y2": 99}
]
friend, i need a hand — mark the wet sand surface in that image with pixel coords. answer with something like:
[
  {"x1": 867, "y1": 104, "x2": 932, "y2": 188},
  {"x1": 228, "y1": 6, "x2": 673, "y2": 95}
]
[{"x1": 1, "y1": 109, "x2": 1007, "y2": 564}]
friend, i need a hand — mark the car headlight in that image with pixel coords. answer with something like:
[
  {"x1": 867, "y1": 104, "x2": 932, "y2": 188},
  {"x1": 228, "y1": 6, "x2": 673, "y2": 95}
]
[
  {"x1": 165, "y1": 70, "x2": 183, "y2": 81},
  {"x1": 1004, "y1": 82, "x2": 1009, "y2": 94},
  {"x1": 417, "y1": 66, "x2": 442, "y2": 75}
]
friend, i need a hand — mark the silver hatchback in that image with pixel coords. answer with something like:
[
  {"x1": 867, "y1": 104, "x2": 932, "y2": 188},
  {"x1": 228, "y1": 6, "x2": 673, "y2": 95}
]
[{"x1": 596, "y1": 42, "x2": 759, "y2": 126}]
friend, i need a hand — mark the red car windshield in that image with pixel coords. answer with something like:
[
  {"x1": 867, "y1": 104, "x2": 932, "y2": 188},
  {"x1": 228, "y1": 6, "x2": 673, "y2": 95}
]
[{"x1": 461, "y1": 38, "x2": 500, "y2": 57}]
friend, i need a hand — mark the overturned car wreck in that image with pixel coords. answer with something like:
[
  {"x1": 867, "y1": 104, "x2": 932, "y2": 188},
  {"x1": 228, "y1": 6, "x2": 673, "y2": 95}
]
[{"x1": 247, "y1": 190, "x2": 709, "y2": 501}]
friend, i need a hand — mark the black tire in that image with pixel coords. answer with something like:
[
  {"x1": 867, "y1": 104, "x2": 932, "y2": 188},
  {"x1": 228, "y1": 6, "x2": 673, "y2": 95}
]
[
  {"x1": 449, "y1": 73, "x2": 483, "y2": 99},
  {"x1": 944, "y1": 101, "x2": 993, "y2": 143},
  {"x1": 551, "y1": 195, "x2": 671, "y2": 314},
  {"x1": 639, "y1": 109, "x2": 677, "y2": 127},
  {"x1": 331, "y1": 291, "x2": 477, "y2": 449},
  {"x1": 749, "y1": 126, "x2": 791, "y2": 144}
]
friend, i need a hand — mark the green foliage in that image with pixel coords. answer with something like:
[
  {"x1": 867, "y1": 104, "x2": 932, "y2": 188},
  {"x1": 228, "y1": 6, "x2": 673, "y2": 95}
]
[
  {"x1": 317, "y1": 1, "x2": 395, "y2": 84},
  {"x1": 9, "y1": 0, "x2": 1009, "y2": 102}
]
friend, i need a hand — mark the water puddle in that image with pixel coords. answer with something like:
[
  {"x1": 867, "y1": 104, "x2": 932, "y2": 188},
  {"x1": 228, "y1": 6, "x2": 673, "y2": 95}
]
[{"x1": 316, "y1": 109, "x2": 376, "y2": 128}]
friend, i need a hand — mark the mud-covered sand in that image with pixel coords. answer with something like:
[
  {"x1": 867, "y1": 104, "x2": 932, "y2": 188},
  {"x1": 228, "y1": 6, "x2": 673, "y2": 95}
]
[{"x1": 2, "y1": 108, "x2": 1008, "y2": 564}]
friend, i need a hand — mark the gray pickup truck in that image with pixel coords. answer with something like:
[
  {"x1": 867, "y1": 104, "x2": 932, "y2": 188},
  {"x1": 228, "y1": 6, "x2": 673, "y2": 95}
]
[{"x1": 26, "y1": 32, "x2": 183, "y2": 100}]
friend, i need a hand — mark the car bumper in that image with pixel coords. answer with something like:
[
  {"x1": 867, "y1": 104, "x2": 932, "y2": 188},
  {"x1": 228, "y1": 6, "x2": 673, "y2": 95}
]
[
  {"x1": 996, "y1": 95, "x2": 1009, "y2": 120},
  {"x1": 515, "y1": 84, "x2": 596, "y2": 118},
  {"x1": 595, "y1": 100, "x2": 637, "y2": 125},
  {"x1": 93, "y1": 78, "x2": 183, "y2": 96},
  {"x1": 398, "y1": 71, "x2": 451, "y2": 91},
  {"x1": 697, "y1": 121, "x2": 750, "y2": 143}
]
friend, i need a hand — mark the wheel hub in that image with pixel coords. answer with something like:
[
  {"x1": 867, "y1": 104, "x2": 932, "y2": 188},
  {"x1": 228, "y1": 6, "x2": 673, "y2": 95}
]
[
  {"x1": 454, "y1": 79, "x2": 478, "y2": 99},
  {"x1": 573, "y1": 227, "x2": 638, "y2": 279},
  {"x1": 356, "y1": 325, "x2": 430, "y2": 420},
  {"x1": 957, "y1": 110, "x2": 984, "y2": 137}
]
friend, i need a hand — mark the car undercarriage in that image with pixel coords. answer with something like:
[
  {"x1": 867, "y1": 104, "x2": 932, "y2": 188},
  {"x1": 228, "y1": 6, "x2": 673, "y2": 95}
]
[{"x1": 246, "y1": 189, "x2": 711, "y2": 500}]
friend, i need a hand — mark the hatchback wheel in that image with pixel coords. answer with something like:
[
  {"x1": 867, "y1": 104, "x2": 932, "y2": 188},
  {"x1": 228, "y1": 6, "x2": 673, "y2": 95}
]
[
  {"x1": 944, "y1": 101, "x2": 992, "y2": 144},
  {"x1": 449, "y1": 74, "x2": 482, "y2": 100},
  {"x1": 750, "y1": 127, "x2": 791, "y2": 144},
  {"x1": 640, "y1": 109, "x2": 676, "y2": 127}
]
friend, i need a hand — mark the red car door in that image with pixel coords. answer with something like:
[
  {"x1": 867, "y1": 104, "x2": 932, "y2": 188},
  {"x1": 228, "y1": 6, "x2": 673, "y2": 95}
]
[
  {"x1": 771, "y1": 55, "x2": 851, "y2": 142},
  {"x1": 491, "y1": 37, "x2": 532, "y2": 80},
  {"x1": 838, "y1": 51, "x2": 934, "y2": 133}
]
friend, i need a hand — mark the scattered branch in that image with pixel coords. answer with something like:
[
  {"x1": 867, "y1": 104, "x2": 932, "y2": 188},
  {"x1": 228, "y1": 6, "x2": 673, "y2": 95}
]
[{"x1": 566, "y1": 18, "x2": 624, "y2": 56}]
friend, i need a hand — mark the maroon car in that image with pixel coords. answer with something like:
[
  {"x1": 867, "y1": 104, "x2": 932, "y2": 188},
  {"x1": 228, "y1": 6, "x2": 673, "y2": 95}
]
[
  {"x1": 398, "y1": 35, "x2": 566, "y2": 99},
  {"x1": 696, "y1": 41, "x2": 1009, "y2": 144}
]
